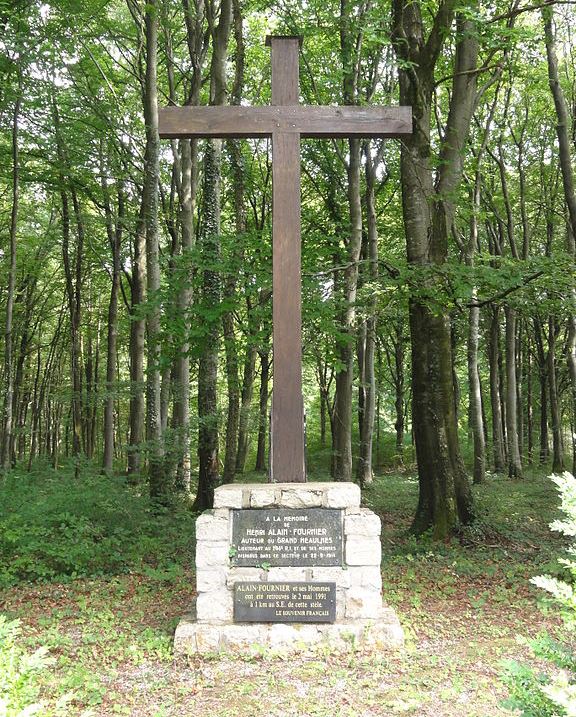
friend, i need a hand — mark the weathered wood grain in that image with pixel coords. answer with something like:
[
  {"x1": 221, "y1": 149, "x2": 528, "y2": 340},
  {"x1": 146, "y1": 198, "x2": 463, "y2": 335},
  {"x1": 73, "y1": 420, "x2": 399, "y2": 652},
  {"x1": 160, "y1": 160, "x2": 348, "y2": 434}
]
[
  {"x1": 268, "y1": 36, "x2": 305, "y2": 482},
  {"x1": 158, "y1": 105, "x2": 413, "y2": 139}
]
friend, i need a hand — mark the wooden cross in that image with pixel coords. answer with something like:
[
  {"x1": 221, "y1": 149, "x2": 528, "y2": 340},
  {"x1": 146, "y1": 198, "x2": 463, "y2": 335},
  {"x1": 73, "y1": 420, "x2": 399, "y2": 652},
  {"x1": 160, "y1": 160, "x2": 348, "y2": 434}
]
[{"x1": 159, "y1": 36, "x2": 412, "y2": 483}]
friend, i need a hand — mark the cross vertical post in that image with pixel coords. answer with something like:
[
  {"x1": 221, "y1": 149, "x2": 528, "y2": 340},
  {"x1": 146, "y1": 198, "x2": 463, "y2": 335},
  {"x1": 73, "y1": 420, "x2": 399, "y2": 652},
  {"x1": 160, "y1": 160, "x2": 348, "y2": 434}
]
[{"x1": 267, "y1": 36, "x2": 305, "y2": 482}]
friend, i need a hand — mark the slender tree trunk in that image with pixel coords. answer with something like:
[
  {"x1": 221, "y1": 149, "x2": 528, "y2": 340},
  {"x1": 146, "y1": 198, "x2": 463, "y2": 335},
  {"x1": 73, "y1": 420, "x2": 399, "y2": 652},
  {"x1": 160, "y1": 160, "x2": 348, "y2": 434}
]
[
  {"x1": 142, "y1": 0, "x2": 166, "y2": 501},
  {"x1": 467, "y1": 177, "x2": 486, "y2": 484},
  {"x1": 505, "y1": 306, "x2": 523, "y2": 478},
  {"x1": 543, "y1": 7, "x2": 576, "y2": 474},
  {"x1": 171, "y1": 138, "x2": 196, "y2": 494},
  {"x1": 488, "y1": 307, "x2": 506, "y2": 471},
  {"x1": 255, "y1": 348, "x2": 270, "y2": 472},
  {"x1": 221, "y1": 0, "x2": 245, "y2": 484},
  {"x1": 194, "y1": 0, "x2": 232, "y2": 510},
  {"x1": 102, "y1": 167, "x2": 123, "y2": 475},
  {"x1": 333, "y1": 138, "x2": 362, "y2": 482},
  {"x1": 128, "y1": 201, "x2": 146, "y2": 480},
  {"x1": 357, "y1": 149, "x2": 379, "y2": 486},
  {"x1": 1, "y1": 86, "x2": 20, "y2": 472},
  {"x1": 236, "y1": 324, "x2": 258, "y2": 474},
  {"x1": 548, "y1": 317, "x2": 565, "y2": 472}
]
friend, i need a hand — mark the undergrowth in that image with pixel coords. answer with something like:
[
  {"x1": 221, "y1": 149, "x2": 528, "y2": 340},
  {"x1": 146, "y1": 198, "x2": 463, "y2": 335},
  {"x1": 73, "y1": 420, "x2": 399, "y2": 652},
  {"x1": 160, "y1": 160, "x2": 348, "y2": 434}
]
[{"x1": 0, "y1": 461, "x2": 195, "y2": 588}]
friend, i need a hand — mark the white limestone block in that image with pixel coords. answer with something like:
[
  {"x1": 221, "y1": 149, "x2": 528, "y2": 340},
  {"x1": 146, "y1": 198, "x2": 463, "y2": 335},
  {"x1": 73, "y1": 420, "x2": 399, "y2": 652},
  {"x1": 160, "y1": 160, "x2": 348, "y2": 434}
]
[
  {"x1": 265, "y1": 566, "x2": 308, "y2": 582},
  {"x1": 196, "y1": 568, "x2": 226, "y2": 592},
  {"x1": 173, "y1": 615, "x2": 199, "y2": 654},
  {"x1": 195, "y1": 540, "x2": 230, "y2": 568},
  {"x1": 309, "y1": 566, "x2": 351, "y2": 588},
  {"x1": 196, "y1": 512, "x2": 229, "y2": 541},
  {"x1": 345, "y1": 537, "x2": 381, "y2": 566},
  {"x1": 268, "y1": 623, "x2": 320, "y2": 648},
  {"x1": 279, "y1": 488, "x2": 323, "y2": 508},
  {"x1": 226, "y1": 567, "x2": 264, "y2": 587},
  {"x1": 348, "y1": 565, "x2": 382, "y2": 591},
  {"x1": 220, "y1": 624, "x2": 268, "y2": 651},
  {"x1": 324, "y1": 483, "x2": 361, "y2": 508},
  {"x1": 344, "y1": 510, "x2": 381, "y2": 537},
  {"x1": 250, "y1": 488, "x2": 277, "y2": 508},
  {"x1": 196, "y1": 590, "x2": 233, "y2": 622},
  {"x1": 214, "y1": 485, "x2": 244, "y2": 508},
  {"x1": 345, "y1": 587, "x2": 383, "y2": 619},
  {"x1": 194, "y1": 624, "x2": 222, "y2": 652}
]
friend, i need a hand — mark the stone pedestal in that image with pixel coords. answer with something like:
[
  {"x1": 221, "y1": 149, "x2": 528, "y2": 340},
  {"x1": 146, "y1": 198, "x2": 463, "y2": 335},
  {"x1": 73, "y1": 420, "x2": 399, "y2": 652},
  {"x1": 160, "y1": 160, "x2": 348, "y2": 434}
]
[{"x1": 174, "y1": 482, "x2": 404, "y2": 654}]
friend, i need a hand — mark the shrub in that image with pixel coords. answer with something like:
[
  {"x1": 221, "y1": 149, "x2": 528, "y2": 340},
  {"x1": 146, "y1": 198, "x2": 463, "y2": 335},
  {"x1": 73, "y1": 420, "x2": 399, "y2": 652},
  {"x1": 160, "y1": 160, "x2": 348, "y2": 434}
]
[
  {"x1": 0, "y1": 464, "x2": 195, "y2": 587},
  {"x1": 0, "y1": 616, "x2": 51, "y2": 717},
  {"x1": 502, "y1": 472, "x2": 576, "y2": 717}
]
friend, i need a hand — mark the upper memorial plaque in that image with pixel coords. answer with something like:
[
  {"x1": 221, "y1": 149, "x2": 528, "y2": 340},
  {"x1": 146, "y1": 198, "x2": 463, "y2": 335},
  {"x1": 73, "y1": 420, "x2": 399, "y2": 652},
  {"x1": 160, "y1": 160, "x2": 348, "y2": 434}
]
[{"x1": 231, "y1": 508, "x2": 343, "y2": 567}]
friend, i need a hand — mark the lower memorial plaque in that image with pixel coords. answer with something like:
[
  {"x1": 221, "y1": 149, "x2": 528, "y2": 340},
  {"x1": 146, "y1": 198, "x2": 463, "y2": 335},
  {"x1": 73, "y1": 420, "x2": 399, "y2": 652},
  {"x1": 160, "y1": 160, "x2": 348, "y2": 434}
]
[{"x1": 234, "y1": 582, "x2": 336, "y2": 623}]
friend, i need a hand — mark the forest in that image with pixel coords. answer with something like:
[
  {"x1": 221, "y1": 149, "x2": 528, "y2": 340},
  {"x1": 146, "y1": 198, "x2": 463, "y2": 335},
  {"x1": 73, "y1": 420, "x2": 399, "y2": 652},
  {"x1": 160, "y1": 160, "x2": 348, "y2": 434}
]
[
  {"x1": 1, "y1": 0, "x2": 576, "y2": 714},
  {"x1": 0, "y1": 0, "x2": 575, "y2": 532}
]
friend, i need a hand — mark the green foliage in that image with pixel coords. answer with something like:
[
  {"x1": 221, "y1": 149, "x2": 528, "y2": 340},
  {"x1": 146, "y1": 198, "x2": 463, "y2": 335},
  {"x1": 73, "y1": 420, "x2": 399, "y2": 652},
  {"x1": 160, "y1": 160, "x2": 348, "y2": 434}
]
[
  {"x1": 0, "y1": 616, "x2": 53, "y2": 717},
  {"x1": 0, "y1": 463, "x2": 195, "y2": 587},
  {"x1": 502, "y1": 473, "x2": 576, "y2": 716}
]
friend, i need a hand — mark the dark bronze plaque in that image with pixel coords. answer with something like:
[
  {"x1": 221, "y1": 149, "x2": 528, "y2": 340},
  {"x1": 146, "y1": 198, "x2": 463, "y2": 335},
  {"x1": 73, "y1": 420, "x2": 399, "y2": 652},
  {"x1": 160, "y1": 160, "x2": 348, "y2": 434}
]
[
  {"x1": 230, "y1": 508, "x2": 343, "y2": 567},
  {"x1": 234, "y1": 581, "x2": 336, "y2": 623}
]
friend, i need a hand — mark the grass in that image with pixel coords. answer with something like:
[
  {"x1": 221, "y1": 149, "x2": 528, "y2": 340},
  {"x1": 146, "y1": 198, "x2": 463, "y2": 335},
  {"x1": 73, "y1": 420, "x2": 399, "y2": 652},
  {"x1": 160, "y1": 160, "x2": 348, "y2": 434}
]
[{"x1": 0, "y1": 465, "x2": 566, "y2": 716}]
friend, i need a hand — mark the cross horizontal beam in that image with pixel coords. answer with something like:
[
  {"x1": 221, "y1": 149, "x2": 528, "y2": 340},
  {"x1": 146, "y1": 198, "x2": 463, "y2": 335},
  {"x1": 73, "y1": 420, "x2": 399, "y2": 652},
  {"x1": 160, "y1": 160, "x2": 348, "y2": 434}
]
[{"x1": 158, "y1": 105, "x2": 412, "y2": 140}]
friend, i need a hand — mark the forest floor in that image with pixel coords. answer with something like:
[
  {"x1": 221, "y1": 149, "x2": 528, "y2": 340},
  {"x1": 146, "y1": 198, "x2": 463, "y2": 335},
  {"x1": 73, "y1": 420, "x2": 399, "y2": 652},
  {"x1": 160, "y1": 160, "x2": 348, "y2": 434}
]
[{"x1": 0, "y1": 467, "x2": 566, "y2": 717}]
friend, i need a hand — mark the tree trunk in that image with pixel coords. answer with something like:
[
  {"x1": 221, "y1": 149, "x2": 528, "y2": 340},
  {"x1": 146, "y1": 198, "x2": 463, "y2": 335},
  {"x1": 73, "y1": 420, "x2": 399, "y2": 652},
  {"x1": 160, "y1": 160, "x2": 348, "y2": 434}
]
[
  {"x1": 194, "y1": 0, "x2": 232, "y2": 510},
  {"x1": 333, "y1": 138, "x2": 362, "y2": 482},
  {"x1": 356, "y1": 148, "x2": 379, "y2": 487},
  {"x1": 548, "y1": 317, "x2": 565, "y2": 472},
  {"x1": 392, "y1": 1, "x2": 476, "y2": 537},
  {"x1": 236, "y1": 327, "x2": 258, "y2": 474},
  {"x1": 128, "y1": 201, "x2": 146, "y2": 481},
  {"x1": 467, "y1": 176, "x2": 486, "y2": 484},
  {"x1": 488, "y1": 307, "x2": 506, "y2": 471},
  {"x1": 1, "y1": 85, "x2": 20, "y2": 472},
  {"x1": 221, "y1": 0, "x2": 245, "y2": 485},
  {"x1": 543, "y1": 6, "x2": 576, "y2": 474},
  {"x1": 142, "y1": 0, "x2": 166, "y2": 501},
  {"x1": 255, "y1": 348, "x2": 270, "y2": 472},
  {"x1": 505, "y1": 305, "x2": 523, "y2": 478},
  {"x1": 102, "y1": 165, "x2": 123, "y2": 475}
]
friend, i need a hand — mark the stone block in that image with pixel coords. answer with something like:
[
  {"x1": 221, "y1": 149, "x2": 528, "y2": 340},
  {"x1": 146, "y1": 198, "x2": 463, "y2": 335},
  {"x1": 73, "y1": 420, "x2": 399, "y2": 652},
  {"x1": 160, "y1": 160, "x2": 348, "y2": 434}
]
[
  {"x1": 196, "y1": 568, "x2": 226, "y2": 592},
  {"x1": 195, "y1": 540, "x2": 229, "y2": 568},
  {"x1": 220, "y1": 624, "x2": 268, "y2": 651},
  {"x1": 268, "y1": 623, "x2": 320, "y2": 648},
  {"x1": 344, "y1": 510, "x2": 381, "y2": 537},
  {"x1": 324, "y1": 483, "x2": 361, "y2": 509},
  {"x1": 250, "y1": 488, "x2": 277, "y2": 508},
  {"x1": 364, "y1": 616, "x2": 405, "y2": 649},
  {"x1": 173, "y1": 614, "x2": 199, "y2": 654},
  {"x1": 214, "y1": 485, "x2": 244, "y2": 509},
  {"x1": 279, "y1": 488, "x2": 323, "y2": 508},
  {"x1": 309, "y1": 566, "x2": 351, "y2": 588},
  {"x1": 194, "y1": 624, "x2": 222, "y2": 652},
  {"x1": 345, "y1": 587, "x2": 383, "y2": 619},
  {"x1": 196, "y1": 512, "x2": 229, "y2": 541},
  {"x1": 174, "y1": 615, "x2": 404, "y2": 654},
  {"x1": 265, "y1": 566, "x2": 308, "y2": 582},
  {"x1": 345, "y1": 537, "x2": 381, "y2": 566},
  {"x1": 196, "y1": 590, "x2": 233, "y2": 622},
  {"x1": 348, "y1": 566, "x2": 382, "y2": 591},
  {"x1": 226, "y1": 567, "x2": 264, "y2": 587},
  {"x1": 335, "y1": 587, "x2": 346, "y2": 619}
]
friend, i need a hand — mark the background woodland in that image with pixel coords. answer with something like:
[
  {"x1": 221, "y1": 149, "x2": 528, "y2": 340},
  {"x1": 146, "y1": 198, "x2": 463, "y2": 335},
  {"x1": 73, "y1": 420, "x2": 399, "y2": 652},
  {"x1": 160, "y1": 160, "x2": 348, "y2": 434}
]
[{"x1": 0, "y1": 0, "x2": 575, "y2": 539}]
